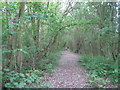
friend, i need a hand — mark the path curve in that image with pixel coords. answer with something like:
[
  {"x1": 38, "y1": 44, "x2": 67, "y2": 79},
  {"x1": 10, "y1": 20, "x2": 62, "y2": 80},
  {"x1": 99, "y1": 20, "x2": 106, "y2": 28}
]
[{"x1": 44, "y1": 51, "x2": 92, "y2": 88}]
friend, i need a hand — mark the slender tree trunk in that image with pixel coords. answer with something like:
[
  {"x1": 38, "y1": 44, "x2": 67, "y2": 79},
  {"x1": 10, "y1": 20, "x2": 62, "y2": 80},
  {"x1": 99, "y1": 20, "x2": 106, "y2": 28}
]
[
  {"x1": 5, "y1": 3, "x2": 14, "y2": 70},
  {"x1": 37, "y1": 19, "x2": 41, "y2": 47},
  {"x1": 118, "y1": 4, "x2": 120, "y2": 59},
  {"x1": 17, "y1": 2, "x2": 25, "y2": 72}
]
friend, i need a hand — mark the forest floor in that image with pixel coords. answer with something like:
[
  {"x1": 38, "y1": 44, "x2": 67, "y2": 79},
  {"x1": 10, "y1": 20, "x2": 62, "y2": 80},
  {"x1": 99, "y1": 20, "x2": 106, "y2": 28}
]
[{"x1": 43, "y1": 50, "x2": 92, "y2": 88}]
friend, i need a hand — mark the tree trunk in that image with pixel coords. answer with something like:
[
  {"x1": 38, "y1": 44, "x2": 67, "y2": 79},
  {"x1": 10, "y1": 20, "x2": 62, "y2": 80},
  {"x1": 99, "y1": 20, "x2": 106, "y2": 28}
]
[
  {"x1": 118, "y1": 4, "x2": 120, "y2": 59},
  {"x1": 5, "y1": 3, "x2": 12, "y2": 70},
  {"x1": 37, "y1": 19, "x2": 41, "y2": 47},
  {"x1": 17, "y1": 2, "x2": 25, "y2": 72}
]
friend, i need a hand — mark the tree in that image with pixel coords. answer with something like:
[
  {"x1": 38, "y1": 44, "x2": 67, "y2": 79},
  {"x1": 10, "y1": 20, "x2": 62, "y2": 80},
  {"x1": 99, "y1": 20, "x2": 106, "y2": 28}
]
[{"x1": 17, "y1": 2, "x2": 25, "y2": 72}]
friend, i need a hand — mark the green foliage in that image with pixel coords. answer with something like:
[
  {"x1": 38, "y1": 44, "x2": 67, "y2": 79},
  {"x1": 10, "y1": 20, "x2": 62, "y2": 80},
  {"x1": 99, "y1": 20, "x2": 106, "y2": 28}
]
[
  {"x1": 78, "y1": 55, "x2": 118, "y2": 88},
  {"x1": 0, "y1": 71, "x2": 3, "y2": 85},
  {"x1": 2, "y1": 48, "x2": 11, "y2": 54},
  {"x1": 3, "y1": 51, "x2": 60, "y2": 88},
  {"x1": 3, "y1": 69, "x2": 51, "y2": 88},
  {"x1": 38, "y1": 52, "x2": 61, "y2": 73},
  {"x1": 2, "y1": 1, "x2": 119, "y2": 88}
]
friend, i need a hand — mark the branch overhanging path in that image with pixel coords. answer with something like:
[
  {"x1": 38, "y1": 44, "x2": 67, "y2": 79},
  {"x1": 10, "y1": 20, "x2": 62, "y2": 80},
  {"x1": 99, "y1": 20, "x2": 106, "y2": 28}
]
[{"x1": 44, "y1": 51, "x2": 92, "y2": 88}]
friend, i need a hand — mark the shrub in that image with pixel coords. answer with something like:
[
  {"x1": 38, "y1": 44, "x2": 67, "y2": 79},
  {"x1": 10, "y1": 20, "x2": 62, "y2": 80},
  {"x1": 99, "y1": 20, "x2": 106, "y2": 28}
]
[
  {"x1": 3, "y1": 69, "x2": 50, "y2": 88},
  {"x1": 78, "y1": 55, "x2": 118, "y2": 88},
  {"x1": 38, "y1": 52, "x2": 61, "y2": 73}
]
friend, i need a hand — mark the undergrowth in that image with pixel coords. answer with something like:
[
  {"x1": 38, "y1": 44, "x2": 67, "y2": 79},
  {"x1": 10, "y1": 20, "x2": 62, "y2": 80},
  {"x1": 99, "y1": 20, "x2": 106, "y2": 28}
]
[
  {"x1": 38, "y1": 52, "x2": 61, "y2": 74},
  {"x1": 78, "y1": 55, "x2": 118, "y2": 88},
  {"x1": 2, "y1": 51, "x2": 61, "y2": 88}
]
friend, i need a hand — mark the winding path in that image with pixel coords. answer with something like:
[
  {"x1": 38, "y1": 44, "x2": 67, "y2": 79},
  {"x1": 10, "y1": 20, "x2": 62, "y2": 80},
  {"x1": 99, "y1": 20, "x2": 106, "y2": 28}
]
[{"x1": 44, "y1": 51, "x2": 92, "y2": 88}]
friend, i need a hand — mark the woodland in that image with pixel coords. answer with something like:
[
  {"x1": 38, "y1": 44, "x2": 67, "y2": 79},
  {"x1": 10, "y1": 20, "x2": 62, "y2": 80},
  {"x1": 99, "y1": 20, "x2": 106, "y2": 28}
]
[{"x1": 1, "y1": 1, "x2": 120, "y2": 88}]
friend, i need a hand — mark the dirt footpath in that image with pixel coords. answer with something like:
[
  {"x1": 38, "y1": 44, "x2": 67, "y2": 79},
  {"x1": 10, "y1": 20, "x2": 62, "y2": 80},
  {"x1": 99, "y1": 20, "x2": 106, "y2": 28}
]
[{"x1": 44, "y1": 51, "x2": 92, "y2": 88}]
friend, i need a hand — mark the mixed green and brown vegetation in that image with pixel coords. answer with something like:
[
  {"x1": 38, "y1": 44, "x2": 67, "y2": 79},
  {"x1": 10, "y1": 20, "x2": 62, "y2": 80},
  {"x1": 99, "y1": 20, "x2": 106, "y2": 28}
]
[{"x1": 1, "y1": 1, "x2": 119, "y2": 88}]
